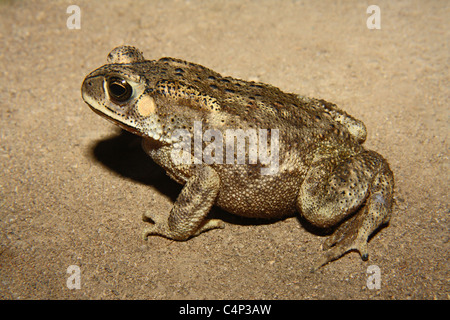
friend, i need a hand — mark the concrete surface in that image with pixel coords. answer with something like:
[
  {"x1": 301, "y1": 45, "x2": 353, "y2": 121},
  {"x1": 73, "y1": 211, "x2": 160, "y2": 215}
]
[{"x1": 0, "y1": 0, "x2": 448, "y2": 299}]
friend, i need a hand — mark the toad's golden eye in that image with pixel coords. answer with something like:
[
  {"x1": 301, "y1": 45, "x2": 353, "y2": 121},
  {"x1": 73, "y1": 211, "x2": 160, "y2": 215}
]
[{"x1": 107, "y1": 77, "x2": 133, "y2": 103}]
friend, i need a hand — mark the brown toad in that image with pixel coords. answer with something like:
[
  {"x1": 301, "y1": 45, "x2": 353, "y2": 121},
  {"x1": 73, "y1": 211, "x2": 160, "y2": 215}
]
[{"x1": 81, "y1": 46, "x2": 394, "y2": 269}]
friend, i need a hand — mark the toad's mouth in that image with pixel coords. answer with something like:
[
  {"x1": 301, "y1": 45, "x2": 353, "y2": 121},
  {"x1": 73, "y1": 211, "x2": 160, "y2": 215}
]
[
  {"x1": 86, "y1": 103, "x2": 166, "y2": 148},
  {"x1": 87, "y1": 103, "x2": 144, "y2": 137}
]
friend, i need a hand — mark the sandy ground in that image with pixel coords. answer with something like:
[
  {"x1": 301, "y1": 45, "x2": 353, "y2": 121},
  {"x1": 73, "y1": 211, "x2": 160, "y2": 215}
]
[{"x1": 0, "y1": 0, "x2": 448, "y2": 300}]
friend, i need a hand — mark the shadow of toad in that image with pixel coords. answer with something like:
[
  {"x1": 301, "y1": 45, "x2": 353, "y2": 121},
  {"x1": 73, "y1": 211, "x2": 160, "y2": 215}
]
[{"x1": 89, "y1": 129, "x2": 288, "y2": 228}]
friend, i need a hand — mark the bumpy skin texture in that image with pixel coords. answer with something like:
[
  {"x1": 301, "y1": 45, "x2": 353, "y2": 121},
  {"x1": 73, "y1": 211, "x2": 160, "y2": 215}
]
[{"x1": 81, "y1": 46, "x2": 394, "y2": 269}]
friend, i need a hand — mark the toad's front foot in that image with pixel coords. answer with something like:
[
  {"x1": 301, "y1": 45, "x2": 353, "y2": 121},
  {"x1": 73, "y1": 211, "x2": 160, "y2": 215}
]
[
  {"x1": 142, "y1": 210, "x2": 172, "y2": 240},
  {"x1": 142, "y1": 165, "x2": 224, "y2": 241},
  {"x1": 142, "y1": 210, "x2": 225, "y2": 241}
]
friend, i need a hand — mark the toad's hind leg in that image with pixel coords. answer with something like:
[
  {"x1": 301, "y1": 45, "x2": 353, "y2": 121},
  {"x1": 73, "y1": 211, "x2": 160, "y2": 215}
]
[{"x1": 296, "y1": 149, "x2": 394, "y2": 270}]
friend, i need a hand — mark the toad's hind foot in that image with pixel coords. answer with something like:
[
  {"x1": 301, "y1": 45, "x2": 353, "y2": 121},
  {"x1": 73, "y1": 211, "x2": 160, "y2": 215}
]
[
  {"x1": 310, "y1": 210, "x2": 369, "y2": 272},
  {"x1": 311, "y1": 166, "x2": 394, "y2": 272},
  {"x1": 297, "y1": 148, "x2": 394, "y2": 272}
]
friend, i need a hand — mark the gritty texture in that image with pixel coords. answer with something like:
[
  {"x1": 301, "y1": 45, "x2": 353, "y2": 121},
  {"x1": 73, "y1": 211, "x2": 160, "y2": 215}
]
[
  {"x1": 82, "y1": 45, "x2": 394, "y2": 269},
  {"x1": 0, "y1": 0, "x2": 448, "y2": 299}
]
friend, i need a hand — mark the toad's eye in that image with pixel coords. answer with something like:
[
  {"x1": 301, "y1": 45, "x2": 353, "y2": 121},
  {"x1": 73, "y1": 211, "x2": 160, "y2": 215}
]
[{"x1": 107, "y1": 77, "x2": 133, "y2": 103}]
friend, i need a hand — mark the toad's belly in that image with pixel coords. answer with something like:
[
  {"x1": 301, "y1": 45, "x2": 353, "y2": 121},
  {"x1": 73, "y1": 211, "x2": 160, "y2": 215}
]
[{"x1": 214, "y1": 166, "x2": 302, "y2": 219}]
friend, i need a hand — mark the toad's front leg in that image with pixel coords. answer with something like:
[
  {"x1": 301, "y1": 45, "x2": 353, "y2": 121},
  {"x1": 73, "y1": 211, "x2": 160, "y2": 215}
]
[{"x1": 143, "y1": 166, "x2": 225, "y2": 241}]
